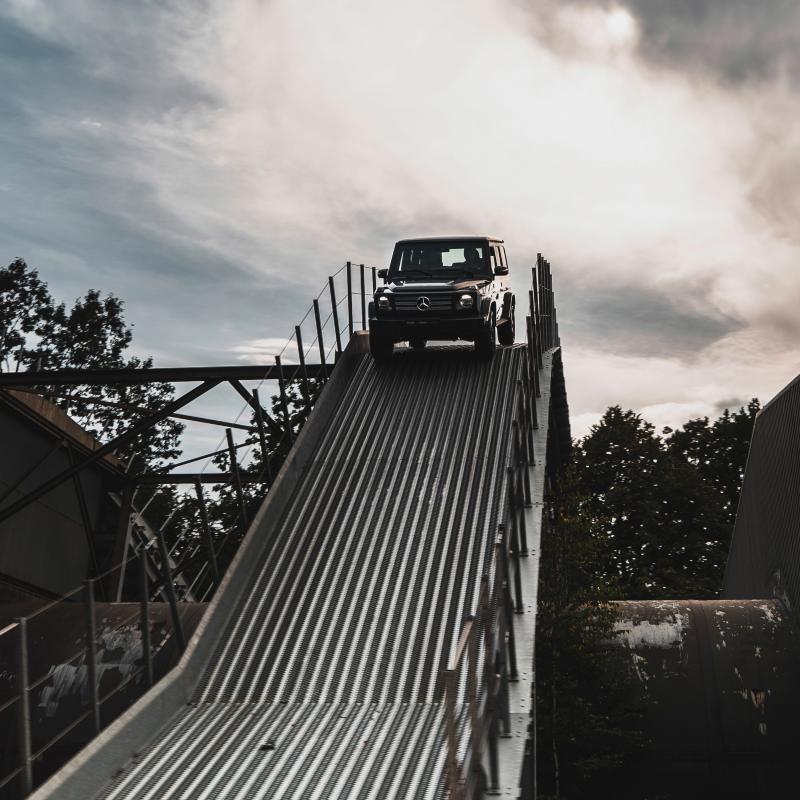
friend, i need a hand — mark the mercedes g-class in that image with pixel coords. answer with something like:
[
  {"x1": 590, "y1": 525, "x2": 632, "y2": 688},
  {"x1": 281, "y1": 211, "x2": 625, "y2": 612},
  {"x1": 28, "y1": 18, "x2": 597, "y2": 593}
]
[{"x1": 368, "y1": 236, "x2": 515, "y2": 360}]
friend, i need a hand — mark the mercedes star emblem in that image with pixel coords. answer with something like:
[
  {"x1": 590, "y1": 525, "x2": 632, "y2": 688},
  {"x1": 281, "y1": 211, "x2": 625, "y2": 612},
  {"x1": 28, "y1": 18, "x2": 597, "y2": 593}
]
[{"x1": 416, "y1": 296, "x2": 431, "y2": 311}]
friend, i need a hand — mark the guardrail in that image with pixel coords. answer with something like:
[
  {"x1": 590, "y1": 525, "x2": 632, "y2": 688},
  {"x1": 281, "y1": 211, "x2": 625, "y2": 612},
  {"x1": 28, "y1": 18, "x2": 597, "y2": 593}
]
[
  {"x1": 442, "y1": 254, "x2": 558, "y2": 799},
  {"x1": 0, "y1": 261, "x2": 376, "y2": 800}
]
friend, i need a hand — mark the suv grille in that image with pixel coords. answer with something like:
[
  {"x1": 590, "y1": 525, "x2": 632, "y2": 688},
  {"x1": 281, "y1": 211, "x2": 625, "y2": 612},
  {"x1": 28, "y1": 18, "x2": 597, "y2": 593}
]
[{"x1": 394, "y1": 293, "x2": 453, "y2": 312}]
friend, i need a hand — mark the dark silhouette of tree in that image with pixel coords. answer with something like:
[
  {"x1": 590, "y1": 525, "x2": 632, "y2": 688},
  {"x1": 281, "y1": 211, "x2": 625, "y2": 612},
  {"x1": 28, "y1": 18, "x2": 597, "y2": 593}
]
[
  {"x1": 0, "y1": 259, "x2": 182, "y2": 467},
  {"x1": 536, "y1": 470, "x2": 643, "y2": 798},
  {"x1": 665, "y1": 400, "x2": 760, "y2": 528}
]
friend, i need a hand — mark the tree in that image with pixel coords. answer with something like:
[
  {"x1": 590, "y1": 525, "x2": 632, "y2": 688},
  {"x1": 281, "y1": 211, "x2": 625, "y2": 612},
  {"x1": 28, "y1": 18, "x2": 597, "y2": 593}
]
[
  {"x1": 665, "y1": 400, "x2": 760, "y2": 528},
  {"x1": 573, "y1": 407, "x2": 729, "y2": 599},
  {"x1": 0, "y1": 258, "x2": 54, "y2": 372},
  {"x1": 0, "y1": 259, "x2": 183, "y2": 467},
  {"x1": 536, "y1": 470, "x2": 643, "y2": 798}
]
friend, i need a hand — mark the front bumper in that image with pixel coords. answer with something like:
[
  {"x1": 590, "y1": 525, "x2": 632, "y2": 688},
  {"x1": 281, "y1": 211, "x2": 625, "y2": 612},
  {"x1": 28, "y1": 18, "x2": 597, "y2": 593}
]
[{"x1": 369, "y1": 314, "x2": 488, "y2": 342}]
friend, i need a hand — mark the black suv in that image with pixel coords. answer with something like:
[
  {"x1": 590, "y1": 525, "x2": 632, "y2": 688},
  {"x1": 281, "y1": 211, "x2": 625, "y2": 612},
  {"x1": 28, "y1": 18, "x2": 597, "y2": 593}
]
[{"x1": 368, "y1": 236, "x2": 515, "y2": 360}]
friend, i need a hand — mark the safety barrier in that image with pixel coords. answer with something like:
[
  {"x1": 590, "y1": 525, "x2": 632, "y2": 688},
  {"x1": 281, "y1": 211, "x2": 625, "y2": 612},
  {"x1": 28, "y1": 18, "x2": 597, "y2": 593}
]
[{"x1": 442, "y1": 254, "x2": 559, "y2": 798}]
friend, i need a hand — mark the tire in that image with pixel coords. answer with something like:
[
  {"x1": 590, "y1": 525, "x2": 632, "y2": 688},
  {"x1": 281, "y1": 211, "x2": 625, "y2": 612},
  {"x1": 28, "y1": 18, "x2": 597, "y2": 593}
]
[
  {"x1": 475, "y1": 311, "x2": 496, "y2": 359},
  {"x1": 409, "y1": 337, "x2": 427, "y2": 350},
  {"x1": 497, "y1": 302, "x2": 515, "y2": 346},
  {"x1": 370, "y1": 332, "x2": 394, "y2": 361}
]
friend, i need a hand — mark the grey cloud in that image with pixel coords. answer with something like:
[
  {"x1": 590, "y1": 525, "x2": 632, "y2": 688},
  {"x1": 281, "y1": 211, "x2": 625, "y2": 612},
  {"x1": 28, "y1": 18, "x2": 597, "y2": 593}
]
[
  {"x1": 560, "y1": 281, "x2": 742, "y2": 358},
  {"x1": 570, "y1": 0, "x2": 800, "y2": 86}
]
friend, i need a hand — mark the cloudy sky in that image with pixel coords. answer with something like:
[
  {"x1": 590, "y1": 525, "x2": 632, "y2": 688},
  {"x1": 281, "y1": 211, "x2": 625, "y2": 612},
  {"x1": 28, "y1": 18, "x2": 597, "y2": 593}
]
[{"x1": 2, "y1": 0, "x2": 799, "y2": 442}]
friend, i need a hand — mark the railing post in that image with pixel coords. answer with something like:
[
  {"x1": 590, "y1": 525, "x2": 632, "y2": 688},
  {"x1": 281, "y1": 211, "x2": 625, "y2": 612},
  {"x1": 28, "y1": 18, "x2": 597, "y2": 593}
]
[
  {"x1": 523, "y1": 354, "x2": 539, "y2": 436},
  {"x1": 360, "y1": 263, "x2": 367, "y2": 331},
  {"x1": 15, "y1": 618, "x2": 32, "y2": 796},
  {"x1": 467, "y1": 617, "x2": 480, "y2": 788},
  {"x1": 294, "y1": 325, "x2": 311, "y2": 401},
  {"x1": 329, "y1": 276, "x2": 343, "y2": 356},
  {"x1": 371, "y1": 266, "x2": 377, "y2": 294},
  {"x1": 487, "y1": 715, "x2": 501, "y2": 795},
  {"x1": 194, "y1": 477, "x2": 220, "y2": 586},
  {"x1": 154, "y1": 524, "x2": 186, "y2": 652},
  {"x1": 346, "y1": 262, "x2": 354, "y2": 337},
  {"x1": 252, "y1": 388, "x2": 272, "y2": 484},
  {"x1": 84, "y1": 578, "x2": 101, "y2": 734},
  {"x1": 313, "y1": 298, "x2": 327, "y2": 370},
  {"x1": 226, "y1": 428, "x2": 248, "y2": 534},
  {"x1": 274, "y1": 355, "x2": 294, "y2": 446},
  {"x1": 499, "y1": 539, "x2": 519, "y2": 680},
  {"x1": 444, "y1": 669, "x2": 459, "y2": 800},
  {"x1": 138, "y1": 553, "x2": 153, "y2": 687}
]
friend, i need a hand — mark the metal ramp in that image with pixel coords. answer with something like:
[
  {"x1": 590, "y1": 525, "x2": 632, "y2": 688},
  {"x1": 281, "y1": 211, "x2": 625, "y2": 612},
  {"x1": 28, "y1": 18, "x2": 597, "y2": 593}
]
[
  {"x1": 31, "y1": 249, "x2": 568, "y2": 800},
  {"x1": 90, "y1": 344, "x2": 524, "y2": 799}
]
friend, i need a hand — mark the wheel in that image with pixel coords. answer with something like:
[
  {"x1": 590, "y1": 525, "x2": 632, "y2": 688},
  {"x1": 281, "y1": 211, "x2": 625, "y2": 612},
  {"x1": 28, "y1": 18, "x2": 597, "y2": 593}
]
[
  {"x1": 497, "y1": 302, "x2": 515, "y2": 346},
  {"x1": 409, "y1": 337, "x2": 427, "y2": 350},
  {"x1": 370, "y1": 332, "x2": 394, "y2": 361},
  {"x1": 475, "y1": 311, "x2": 496, "y2": 359}
]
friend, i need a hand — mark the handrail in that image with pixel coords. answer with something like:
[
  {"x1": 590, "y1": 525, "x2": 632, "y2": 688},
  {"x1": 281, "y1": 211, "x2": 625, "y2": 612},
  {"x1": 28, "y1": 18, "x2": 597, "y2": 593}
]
[{"x1": 441, "y1": 254, "x2": 559, "y2": 799}]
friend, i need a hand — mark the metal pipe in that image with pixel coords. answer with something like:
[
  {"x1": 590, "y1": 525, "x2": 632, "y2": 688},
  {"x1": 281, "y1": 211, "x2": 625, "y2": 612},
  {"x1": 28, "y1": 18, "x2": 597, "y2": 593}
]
[
  {"x1": 295, "y1": 325, "x2": 311, "y2": 401},
  {"x1": 313, "y1": 299, "x2": 327, "y2": 371},
  {"x1": 371, "y1": 266, "x2": 377, "y2": 294},
  {"x1": 15, "y1": 618, "x2": 32, "y2": 795},
  {"x1": 252, "y1": 388, "x2": 272, "y2": 484},
  {"x1": 154, "y1": 524, "x2": 186, "y2": 652},
  {"x1": 360, "y1": 264, "x2": 367, "y2": 331},
  {"x1": 329, "y1": 276, "x2": 343, "y2": 355},
  {"x1": 138, "y1": 554, "x2": 153, "y2": 688},
  {"x1": 85, "y1": 579, "x2": 101, "y2": 734},
  {"x1": 194, "y1": 478, "x2": 220, "y2": 586},
  {"x1": 275, "y1": 355, "x2": 294, "y2": 446},
  {"x1": 226, "y1": 428, "x2": 248, "y2": 534},
  {"x1": 346, "y1": 261, "x2": 353, "y2": 337}
]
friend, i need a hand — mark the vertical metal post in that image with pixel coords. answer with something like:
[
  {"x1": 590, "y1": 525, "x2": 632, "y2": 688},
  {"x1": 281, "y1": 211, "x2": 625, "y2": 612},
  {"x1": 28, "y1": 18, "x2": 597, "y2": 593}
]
[
  {"x1": 226, "y1": 428, "x2": 248, "y2": 534},
  {"x1": 329, "y1": 276, "x2": 343, "y2": 356},
  {"x1": 346, "y1": 262, "x2": 354, "y2": 337},
  {"x1": 138, "y1": 554, "x2": 153, "y2": 688},
  {"x1": 15, "y1": 618, "x2": 32, "y2": 796},
  {"x1": 252, "y1": 388, "x2": 272, "y2": 484},
  {"x1": 294, "y1": 325, "x2": 311, "y2": 401},
  {"x1": 529, "y1": 287, "x2": 542, "y2": 371},
  {"x1": 275, "y1": 355, "x2": 294, "y2": 446},
  {"x1": 526, "y1": 314, "x2": 541, "y2": 401},
  {"x1": 487, "y1": 716, "x2": 500, "y2": 793},
  {"x1": 84, "y1": 579, "x2": 101, "y2": 734},
  {"x1": 523, "y1": 353, "x2": 539, "y2": 434},
  {"x1": 467, "y1": 619, "x2": 480, "y2": 784},
  {"x1": 359, "y1": 263, "x2": 367, "y2": 331},
  {"x1": 194, "y1": 478, "x2": 219, "y2": 585},
  {"x1": 154, "y1": 525, "x2": 186, "y2": 652},
  {"x1": 371, "y1": 266, "x2": 377, "y2": 294},
  {"x1": 313, "y1": 298, "x2": 327, "y2": 369},
  {"x1": 546, "y1": 261, "x2": 554, "y2": 349},
  {"x1": 444, "y1": 669, "x2": 459, "y2": 800},
  {"x1": 499, "y1": 541, "x2": 519, "y2": 679}
]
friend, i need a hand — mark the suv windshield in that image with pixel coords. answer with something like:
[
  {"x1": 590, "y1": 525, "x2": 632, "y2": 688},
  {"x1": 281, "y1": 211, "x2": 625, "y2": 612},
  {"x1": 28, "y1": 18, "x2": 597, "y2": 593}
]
[{"x1": 389, "y1": 240, "x2": 490, "y2": 278}]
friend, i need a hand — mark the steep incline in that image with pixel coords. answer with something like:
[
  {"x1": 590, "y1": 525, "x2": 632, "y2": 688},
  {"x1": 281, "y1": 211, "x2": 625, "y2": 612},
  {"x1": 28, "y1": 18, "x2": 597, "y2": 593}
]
[{"x1": 97, "y1": 345, "x2": 525, "y2": 800}]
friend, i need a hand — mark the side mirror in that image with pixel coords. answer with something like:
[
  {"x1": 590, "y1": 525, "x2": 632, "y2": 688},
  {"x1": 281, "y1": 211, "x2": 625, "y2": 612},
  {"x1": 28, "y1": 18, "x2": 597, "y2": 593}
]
[
  {"x1": 377, "y1": 268, "x2": 389, "y2": 280},
  {"x1": 494, "y1": 265, "x2": 509, "y2": 276}
]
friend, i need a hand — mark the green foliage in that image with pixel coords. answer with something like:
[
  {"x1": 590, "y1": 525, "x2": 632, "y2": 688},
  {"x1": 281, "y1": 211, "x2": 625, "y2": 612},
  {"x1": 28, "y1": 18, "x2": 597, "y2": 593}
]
[
  {"x1": 0, "y1": 259, "x2": 182, "y2": 467},
  {"x1": 536, "y1": 471, "x2": 643, "y2": 798},
  {"x1": 572, "y1": 403, "x2": 757, "y2": 599}
]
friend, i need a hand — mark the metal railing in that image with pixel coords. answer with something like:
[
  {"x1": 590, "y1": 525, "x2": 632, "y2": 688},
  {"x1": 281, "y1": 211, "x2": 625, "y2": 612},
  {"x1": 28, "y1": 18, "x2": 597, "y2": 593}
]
[
  {"x1": 0, "y1": 260, "x2": 377, "y2": 800},
  {"x1": 442, "y1": 254, "x2": 559, "y2": 799}
]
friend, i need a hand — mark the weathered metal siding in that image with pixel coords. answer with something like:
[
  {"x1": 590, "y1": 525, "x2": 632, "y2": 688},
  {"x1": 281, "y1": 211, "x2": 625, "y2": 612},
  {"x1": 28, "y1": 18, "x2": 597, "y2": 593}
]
[
  {"x1": 724, "y1": 374, "x2": 800, "y2": 611},
  {"x1": 611, "y1": 599, "x2": 800, "y2": 799}
]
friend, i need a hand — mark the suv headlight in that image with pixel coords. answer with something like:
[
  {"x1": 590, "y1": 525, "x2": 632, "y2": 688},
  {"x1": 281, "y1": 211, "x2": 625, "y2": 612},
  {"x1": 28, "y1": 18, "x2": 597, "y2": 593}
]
[
  {"x1": 458, "y1": 293, "x2": 475, "y2": 309},
  {"x1": 377, "y1": 295, "x2": 390, "y2": 309}
]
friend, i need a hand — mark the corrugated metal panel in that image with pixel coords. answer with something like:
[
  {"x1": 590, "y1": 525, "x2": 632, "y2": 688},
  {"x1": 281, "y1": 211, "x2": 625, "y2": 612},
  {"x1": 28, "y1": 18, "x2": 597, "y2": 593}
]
[{"x1": 724, "y1": 373, "x2": 800, "y2": 610}]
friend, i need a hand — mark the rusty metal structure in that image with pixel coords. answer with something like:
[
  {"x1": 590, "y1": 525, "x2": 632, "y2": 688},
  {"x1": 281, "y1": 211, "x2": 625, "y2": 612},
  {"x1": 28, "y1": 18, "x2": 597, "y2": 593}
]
[{"x1": 0, "y1": 256, "x2": 569, "y2": 800}]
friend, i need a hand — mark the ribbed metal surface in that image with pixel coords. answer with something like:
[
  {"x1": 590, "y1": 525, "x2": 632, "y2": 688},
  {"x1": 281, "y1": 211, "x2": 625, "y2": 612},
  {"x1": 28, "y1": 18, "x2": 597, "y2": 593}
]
[
  {"x1": 97, "y1": 345, "x2": 524, "y2": 799},
  {"x1": 724, "y1": 374, "x2": 800, "y2": 609}
]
